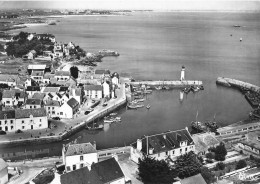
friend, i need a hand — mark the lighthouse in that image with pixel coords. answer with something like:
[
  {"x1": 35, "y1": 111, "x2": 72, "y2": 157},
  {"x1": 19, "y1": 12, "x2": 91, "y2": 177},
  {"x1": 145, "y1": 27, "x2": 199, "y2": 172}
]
[{"x1": 180, "y1": 66, "x2": 185, "y2": 81}]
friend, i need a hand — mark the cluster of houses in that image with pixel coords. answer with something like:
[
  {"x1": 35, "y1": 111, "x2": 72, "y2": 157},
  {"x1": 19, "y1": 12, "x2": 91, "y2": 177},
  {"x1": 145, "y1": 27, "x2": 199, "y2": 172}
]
[{"x1": 0, "y1": 64, "x2": 119, "y2": 133}]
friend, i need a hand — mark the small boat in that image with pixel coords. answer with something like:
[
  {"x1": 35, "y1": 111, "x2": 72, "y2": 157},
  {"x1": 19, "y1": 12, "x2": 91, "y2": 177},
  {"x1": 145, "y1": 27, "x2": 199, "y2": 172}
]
[
  {"x1": 191, "y1": 86, "x2": 200, "y2": 92},
  {"x1": 143, "y1": 90, "x2": 152, "y2": 94},
  {"x1": 114, "y1": 117, "x2": 121, "y2": 122},
  {"x1": 134, "y1": 95, "x2": 144, "y2": 99},
  {"x1": 233, "y1": 25, "x2": 241, "y2": 27},
  {"x1": 86, "y1": 123, "x2": 104, "y2": 130},
  {"x1": 110, "y1": 113, "x2": 117, "y2": 116},
  {"x1": 104, "y1": 118, "x2": 114, "y2": 123},
  {"x1": 135, "y1": 99, "x2": 145, "y2": 103},
  {"x1": 146, "y1": 104, "x2": 151, "y2": 109},
  {"x1": 183, "y1": 86, "x2": 191, "y2": 93},
  {"x1": 191, "y1": 111, "x2": 206, "y2": 133},
  {"x1": 127, "y1": 104, "x2": 137, "y2": 109},
  {"x1": 240, "y1": 38, "x2": 243, "y2": 42},
  {"x1": 162, "y1": 86, "x2": 170, "y2": 90},
  {"x1": 155, "y1": 86, "x2": 162, "y2": 90}
]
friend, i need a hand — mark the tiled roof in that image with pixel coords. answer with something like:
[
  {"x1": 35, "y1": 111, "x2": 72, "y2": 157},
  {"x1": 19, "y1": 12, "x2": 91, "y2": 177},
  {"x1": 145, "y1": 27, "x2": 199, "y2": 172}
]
[
  {"x1": 15, "y1": 108, "x2": 47, "y2": 119},
  {"x1": 31, "y1": 71, "x2": 44, "y2": 76},
  {"x1": 43, "y1": 73, "x2": 55, "y2": 79},
  {"x1": 45, "y1": 100, "x2": 60, "y2": 107},
  {"x1": 0, "y1": 74, "x2": 18, "y2": 82},
  {"x1": 43, "y1": 87, "x2": 60, "y2": 93},
  {"x1": 26, "y1": 86, "x2": 40, "y2": 91},
  {"x1": 181, "y1": 174, "x2": 207, "y2": 184},
  {"x1": 28, "y1": 64, "x2": 46, "y2": 70},
  {"x1": 0, "y1": 158, "x2": 8, "y2": 171},
  {"x1": 55, "y1": 71, "x2": 70, "y2": 76},
  {"x1": 50, "y1": 78, "x2": 76, "y2": 87},
  {"x1": 0, "y1": 110, "x2": 15, "y2": 119},
  {"x1": 60, "y1": 158, "x2": 124, "y2": 184},
  {"x1": 59, "y1": 86, "x2": 69, "y2": 92},
  {"x1": 67, "y1": 98, "x2": 79, "y2": 109},
  {"x1": 2, "y1": 89, "x2": 16, "y2": 98},
  {"x1": 192, "y1": 133, "x2": 219, "y2": 153},
  {"x1": 64, "y1": 142, "x2": 97, "y2": 156},
  {"x1": 84, "y1": 85, "x2": 102, "y2": 91},
  {"x1": 32, "y1": 93, "x2": 45, "y2": 100},
  {"x1": 25, "y1": 98, "x2": 42, "y2": 105},
  {"x1": 95, "y1": 69, "x2": 110, "y2": 75},
  {"x1": 131, "y1": 129, "x2": 194, "y2": 155}
]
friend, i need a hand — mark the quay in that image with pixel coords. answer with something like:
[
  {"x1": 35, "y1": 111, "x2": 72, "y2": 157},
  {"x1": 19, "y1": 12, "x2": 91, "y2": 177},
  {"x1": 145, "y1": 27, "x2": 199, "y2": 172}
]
[
  {"x1": 130, "y1": 80, "x2": 203, "y2": 88},
  {"x1": 216, "y1": 77, "x2": 260, "y2": 92}
]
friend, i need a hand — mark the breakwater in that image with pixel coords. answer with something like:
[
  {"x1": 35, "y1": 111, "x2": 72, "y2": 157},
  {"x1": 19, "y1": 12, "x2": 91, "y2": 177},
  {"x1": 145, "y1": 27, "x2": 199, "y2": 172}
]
[
  {"x1": 216, "y1": 77, "x2": 260, "y2": 92},
  {"x1": 130, "y1": 80, "x2": 203, "y2": 87}
]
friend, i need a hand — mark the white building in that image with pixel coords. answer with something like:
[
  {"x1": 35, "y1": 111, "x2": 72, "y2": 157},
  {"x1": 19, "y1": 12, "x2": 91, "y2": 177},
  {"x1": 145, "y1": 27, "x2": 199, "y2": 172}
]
[
  {"x1": 0, "y1": 108, "x2": 48, "y2": 132},
  {"x1": 45, "y1": 100, "x2": 60, "y2": 118},
  {"x1": 83, "y1": 85, "x2": 102, "y2": 99},
  {"x1": 130, "y1": 128, "x2": 195, "y2": 163},
  {"x1": 62, "y1": 142, "x2": 98, "y2": 172},
  {"x1": 54, "y1": 71, "x2": 71, "y2": 81},
  {"x1": 27, "y1": 64, "x2": 47, "y2": 75},
  {"x1": 59, "y1": 98, "x2": 79, "y2": 119},
  {"x1": 102, "y1": 81, "x2": 110, "y2": 98},
  {"x1": 69, "y1": 88, "x2": 82, "y2": 104},
  {"x1": 31, "y1": 71, "x2": 44, "y2": 83},
  {"x1": 2, "y1": 89, "x2": 26, "y2": 107}
]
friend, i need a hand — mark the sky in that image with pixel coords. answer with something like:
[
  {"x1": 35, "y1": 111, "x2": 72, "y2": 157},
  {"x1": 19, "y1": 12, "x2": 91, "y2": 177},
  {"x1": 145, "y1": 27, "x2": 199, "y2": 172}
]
[{"x1": 0, "y1": 0, "x2": 260, "y2": 11}]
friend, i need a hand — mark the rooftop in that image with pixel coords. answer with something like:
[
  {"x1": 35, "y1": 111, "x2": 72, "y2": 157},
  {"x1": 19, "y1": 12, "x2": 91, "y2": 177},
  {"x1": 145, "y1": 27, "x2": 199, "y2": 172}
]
[
  {"x1": 31, "y1": 71, "x2": 44, "y2": 77},
  {"x1": 42, "y1": 87, "x2": 60, "y2": 93},
  {"x1": 67, "y1": 98, "x2": 79, "y2": 109},
  {"x1": 15, "y1": 108, "x2": 47, "y2": 119},
  {"x1": 64, "y1": 142, "x2": 97, "y2": 156},
  {"x1": 131, "y1": 128, "x2": 194, "y2": 155},
  {"x1": 0, "y1": 74, "x2": 18, "y2": 82},
  {"x1": 32, "y1": 93, "x2": 45, "y2": 100},
  {"x1": 192, "y1": 132, "x2": 219, "y2": 153},
  {"x1": 95, "y1": 69, "x2": 110, "y2": 75},
  {"x1": 84, "y1": 85, "x2": 102, "y2": 91},
  {"x1": 55, "y1": 71, "x2": 70, "y2": 76},
  {"x1": 0, "y1": 110, "x2": 15, "y2": 119},
  {"x1": 45, "y1": 100, "x2": 60, "y2": 107},
  {"x1": 181, "y1": 174, "x2": 207, "y2": 184},
  {"x1": 60, "y1": 158, "x2": 124, "y2": 184},
  {"x1": 26, "y1": 86, "x2": 41, "y2": 91},
  {"x1": 25, "y1": 98, "x2": 42, "y2": 105},
  {"x1": 28, "y1": 64, "x2": 46, "y2": 70}
]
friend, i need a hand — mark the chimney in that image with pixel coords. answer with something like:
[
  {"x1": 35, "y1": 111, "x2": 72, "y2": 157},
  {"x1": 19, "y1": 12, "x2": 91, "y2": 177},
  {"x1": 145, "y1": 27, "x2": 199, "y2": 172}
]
[{"x1": 137, "y1": 139, "x2": 142, "y2": 151}]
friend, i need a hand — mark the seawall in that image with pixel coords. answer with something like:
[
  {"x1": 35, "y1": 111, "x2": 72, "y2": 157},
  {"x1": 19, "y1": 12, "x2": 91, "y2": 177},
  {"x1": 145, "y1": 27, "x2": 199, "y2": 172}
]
[
  {"x1": 216, "y1": 77, "x2": 260, "y2": 92},
  {"x1": 130, "y1": 80, "x2": 203, "y2": 87}
]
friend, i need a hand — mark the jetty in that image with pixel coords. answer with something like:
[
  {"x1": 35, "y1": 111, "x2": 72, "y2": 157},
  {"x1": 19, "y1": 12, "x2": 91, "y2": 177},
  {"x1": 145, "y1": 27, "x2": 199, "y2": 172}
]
[
  {"x1": 130, "y1": 80, "x2": 203, "y2": 88},
  {"x1": 216, "y1": 77, "x2": 260, "y2": 93}
]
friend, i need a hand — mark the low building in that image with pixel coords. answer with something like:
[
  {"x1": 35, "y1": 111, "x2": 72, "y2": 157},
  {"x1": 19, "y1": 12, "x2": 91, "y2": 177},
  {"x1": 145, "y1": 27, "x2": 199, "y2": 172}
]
[
  {"x1": 94, "y1": 69, "x2": 110, "y2": 79},
  {"x1": 0, "y1": 108, "x2": 48, "y2": 132},
  {"x1": 237, "y1": 131, "x2": 260, "y2": 157},
  {"x1": 0, "y1": 158, "x2": 8, "y2": 184},
  {"x1": 2, "y1": 89, "x2": 26, "y2": 107},
  {"x1": 84, "y1": 85, "x2": 103, "y2": 99},
  {"x1": 43, "y1": 73, "x2": 55, "y2": 84},
  {"x1": 0, "y1": 74, "x2": 18, "y2": 87},
  {"x1": 54, "y1": 71, "x2": 70, "y2": 81},
  {"x1": 130, "y1": 128, "x2": 195, "y2": 163},
  {"x1": 45, "y1": 100, "x2": 60, "y2": 118},
  {"x1": 27, "y1": 64, "x2": 47, "y2": 75},
  {"x1": 26, "y1": 86, "x2": 41, "y2": 97},
  {"x1": 24, "y1": 99, "x2": 42, "y2": 109},
  {"x1": 60, "y1": 157, "x2": 125, "y2": 184},
  {"x1": 217, "y1": 122, "x2": 260, "y2": 136},
  {"x1": 192, "y1": 132, "x2": 219, "y2": 156},
  {"x1": 62, "y1": 142, "x2": 98, "y2": 172},
  {"x1": 173, "y1": 174, "x2": 207, "y2": 184},
  {"x1": 59, "y1": 98, "x2": 79, "y2": 119}
]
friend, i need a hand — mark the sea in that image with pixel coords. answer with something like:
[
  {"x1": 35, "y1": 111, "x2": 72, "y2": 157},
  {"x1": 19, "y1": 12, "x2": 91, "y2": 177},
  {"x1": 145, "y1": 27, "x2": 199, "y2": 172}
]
[{"x1": 1, "y1": 12, "x2": 260, "y2": 160}]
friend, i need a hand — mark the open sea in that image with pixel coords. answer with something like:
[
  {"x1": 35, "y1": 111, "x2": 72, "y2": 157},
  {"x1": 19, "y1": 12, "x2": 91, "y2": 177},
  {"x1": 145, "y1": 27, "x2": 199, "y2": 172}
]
[{"x1": 1, "y1": 12, "x2": 260, "y2": 160}]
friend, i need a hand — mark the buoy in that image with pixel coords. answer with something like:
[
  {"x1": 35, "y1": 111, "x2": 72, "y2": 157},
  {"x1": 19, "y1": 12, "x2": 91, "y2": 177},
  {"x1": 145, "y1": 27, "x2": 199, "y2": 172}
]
[{"x1": 240, "y1": 38, "x2": 243, "y2": 42}]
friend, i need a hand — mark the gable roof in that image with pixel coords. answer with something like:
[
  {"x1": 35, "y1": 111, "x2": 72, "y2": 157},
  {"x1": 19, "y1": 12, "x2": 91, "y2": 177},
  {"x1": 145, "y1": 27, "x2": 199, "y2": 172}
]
[
  {"x1": 45, "y1": 100, "x2": 60, "y2": 107},
  {"x1": 15, "y1": 108, "x2": 47, "y2": 119},
  {"x1": 131, "y1": 128, "x2": 194, "y2": 155},
  {"x1": 31, "y1": 71, "x2": 44, "y2": 77},
  {"x1": 64, "y1": 142, "x2": 97, "y2": 156},
  {"x1": 28, "y1": 64, "x2": 46, "y2": 70},
  {"x1": 60, "y1": 158, "x2": 124, "y2": 184},
  {"x1": 2, "y1": 89, "x2": 26, "y2": 98},
  {"x1": 95, "y1": 69, "x2": 110, "y2": 75},
  {"x1": 84, "y1": 85, "x2": 102, "y2": 91},
  {"x1": 0, "y1": 110, "x2": 15, "y2": 119},
  {"x1": 26, "y1": 86, "x2": 40, "y2": 91},
  {"x1": 32, "y1": 93, "x2": 45, "y2": 100},
  {"x1": 181, "y1": 174, "x2": 207, "y2": 184},
  {"x1": 67, "y1": 98, "x2": 79, "y2": 109},
  {"x1": 55, "y1": 71, "x2": 70, "y2": 76},
  {"x1": 43, "y1": 87, "x2": 60, "y2": 93},
  {"x1": 25, "y1": 98, "x2": 42, "y2": 105},
  {"x1": 43, "y1": 73, "x2": 55, "y2": 79},
  {"x1": 0, "y1": 158, "x2": 8, "y2": 171}
]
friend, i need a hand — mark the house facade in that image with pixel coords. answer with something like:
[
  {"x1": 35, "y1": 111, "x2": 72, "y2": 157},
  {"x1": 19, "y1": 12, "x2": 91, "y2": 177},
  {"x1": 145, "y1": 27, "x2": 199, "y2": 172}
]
[
  {"x1": 84, "y1": 85, "x2": 102, "y2": 99},
  {"x1": 111, "y1": 72, "x2": 119, "y2": 86},
  {"x1": 62, "y1": 142, "x2": 98, "y2": 172},
  {"x1": 45, "y1": 100, "x2": 60, "y2": 118},
  {"x1": 54, "y1": 71, "x2": 71, "y2": 81},
  {"x1": 59, "y1": 98, "x2": 79, "y2": 119},
  {"x1": 24, "y1": 99, "x2": 42, "y2": 109},
  {"x1": 0, "y1": 108, "x2": 48, "y2": 132},
  {"x1": 2, "y1": 89, "x2": 26, "y2": 107},
  {"x1": 130, "y1": 128, "x2": 195, "y2": 163},
  {"x1": 31, "y1": 71, "x2": 44, "y2": 83}
]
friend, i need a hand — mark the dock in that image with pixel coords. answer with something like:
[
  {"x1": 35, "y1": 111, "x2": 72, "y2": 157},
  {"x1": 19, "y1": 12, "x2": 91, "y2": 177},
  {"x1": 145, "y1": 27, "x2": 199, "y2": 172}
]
[{"x1": 130, "y1": 80, "x2": 203, "y2": 87}]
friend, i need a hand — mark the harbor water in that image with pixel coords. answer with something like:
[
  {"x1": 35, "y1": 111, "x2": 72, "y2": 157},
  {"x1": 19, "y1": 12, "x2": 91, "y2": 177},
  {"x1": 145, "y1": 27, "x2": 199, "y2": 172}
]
[{"x1": 1, "y1": 12, "x2": 260, "y2": 160}]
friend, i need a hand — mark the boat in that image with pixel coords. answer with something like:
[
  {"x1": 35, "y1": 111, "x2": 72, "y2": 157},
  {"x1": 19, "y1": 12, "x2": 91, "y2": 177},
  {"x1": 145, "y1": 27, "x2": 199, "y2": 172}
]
[
  {"x1": 110, "y1": 113, "x2": 117, "y2": 116},
  {"x1": 205, "y1": 113, "x2": 219, "y2": 132},
  {"x1": 86, "y1": 123, "x2": 104, "y2": 130},
  {"x1": 104, "y1": 118, "x2": 114, "y2": 123},
  {"x1": 191, "y1": 86, "x2": 200, "y2": 92},
  {"x1": 127, "y1": 104, "x2": 137, "y2": 109},
  {"x1": 191, "y1": 111, "x2": 206, "y2": 133},
  {"x1": 183, "y1": 86, "x2": 191, "y2": 93},
  {"x1": 162, "y1": 86, "x2": 170, "y2": 90},
  {"x1": 48, "y1": 21, "x2": 56, "y2": 25},
  {"x1": 134, "y1": 95, "x2": 144, "y2": 99},
  {"x1": 146, "y1": 104, "x2": 151, "y2": 109},
  {"x1": 240, "y1": 38, "x2": 243, "y2": 42},
  {"x1": 114, "y1": 117, "x2": 121, "y2": 122},
  {"x1": 143, "y1": 90, "x2": 152, "y2": 94},
  {"x1": 155, "y1": 86, "x2": 162, "y2": 90},
  {"x1": 134, "y1": 99, "x2": 145, "y2": 103},
  {"x1": 233, "y1": 25, "x2": 241, "y2": 27},
  {"x1": 146, "y1": 85, "x2": 152, "y2": 89}
]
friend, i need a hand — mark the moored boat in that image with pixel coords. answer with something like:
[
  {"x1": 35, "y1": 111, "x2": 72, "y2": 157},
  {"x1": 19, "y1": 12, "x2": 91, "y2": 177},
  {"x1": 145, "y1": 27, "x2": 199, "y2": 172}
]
[
  {"x1": 86, "y1": 123, "x2": 104, "y2": 130},
  {"x1": 114, "y1": 117, "x2": 121, "y2": 122},
  {"x1": 155, "y1": 86, "x2": 162, "y2": 90},
  {"x1": 183, "y1": 86, "x2": 191, "y2": 93},
  {"x1": 146, "y1": 104, "x2": 151, "y2": 109},
  {"x1": 110, "y1": 113, "x2": 117, "y2": 116}
]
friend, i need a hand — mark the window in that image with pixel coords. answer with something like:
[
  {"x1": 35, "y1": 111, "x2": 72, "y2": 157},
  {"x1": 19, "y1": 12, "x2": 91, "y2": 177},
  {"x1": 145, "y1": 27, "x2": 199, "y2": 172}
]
[
  {"x1": 40, "y1": 119, "x2": 42, "y2": 122},
  {"x1": 34, "y1": 106, "x2": 36, "y2": 108},
  {"x1": 172, "y1": 150, "x2": 175, "y2": 155},
  {"x1": 80, "y1": 156, "x2": 83, "y2": 161},
  {"x1": 80, "y1": 163, "x2": 83, "y2": 168},
  {"x1": 0, "y1": 121, "x2": 1, "y2": 125},
  {"x1": 0, "y1": 127, "x2": 2, "y2": 130},
  {"x1": 30, "y1": 106, "x2": 32, "y2": 109},
  {"x1": 166, "y1": 151, "x2": 168, "y2": 156},
  {"x1": 52, "y1": 111, "x2": 55, "y2": 114},
  {"x1": 39, "y1": 124, "x2": 41, "y2": 127},
  {"x1": 180, "y1": 149, "x2": 182, "y2": 153},
  {"x1": 52, "y1": 107, "x2": 54, "y2": 110},
  {"x1": 11, "y1": 126, "x2": 13, "y2": 130},
  {"x1": 5, "y1": 120, "x2": 7, "y2": 124},
  {"x1": 11, "y1": 120, "x2": 13, "y2": 124},
  {"x1": 73, "y1": 165, "x2": 76, "y2": 170},
  {"x1": 60, "y1": 112, "x2": 63, "y2": 115},
  {"x1": 6, "y1": 101, "x2": 10, "y2": 104},
  {"x1": 185, "y1": 148, "x2": 187, "y2": 152},
  {"x1": 22, "y1": 126, "x2": 25, "y2": 129},
  {"x1": 22, "y1": 120, "x2": 24, "y2": 124},
  {"x1": 48, "y1": 107, "x2": 50, "y2": 110},
  {"x1": 66, "y1": 166, "x2": 71, "y2": 171}
]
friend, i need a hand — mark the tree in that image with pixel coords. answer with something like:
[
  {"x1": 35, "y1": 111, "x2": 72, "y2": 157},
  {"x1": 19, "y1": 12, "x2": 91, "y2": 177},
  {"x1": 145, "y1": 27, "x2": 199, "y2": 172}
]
[
  {"x1": 174, "y1": 151, "x2": 202, "y2": 179},
  {"x1": 138, "y1": 156, "x2": 176, "y2": 184},
  {"x1": 216, "y1": 162, "x2": 225, "y2": 170},
  {"x1": 205, "y1": 152, "x2": 215, "y2": 160},
  {"x1": 214, "y1": 142, "x2": 227, "y2": 161},
  {"x1": 70, "y1": 66, "x2": 79, "y2": 79},
  {"x1": 236, "y1": 160, "x2": 247, "y2": 170},
  {"x1": 200, "y1": 167, "x2": 216, "y2": 184}
]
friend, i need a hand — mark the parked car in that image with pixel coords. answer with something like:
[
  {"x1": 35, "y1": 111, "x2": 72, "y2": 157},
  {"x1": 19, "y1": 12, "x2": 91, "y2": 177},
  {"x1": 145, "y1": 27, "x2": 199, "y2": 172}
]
[{"x1": 52, "y1": 117, "x2": 60, "y2": 120}]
